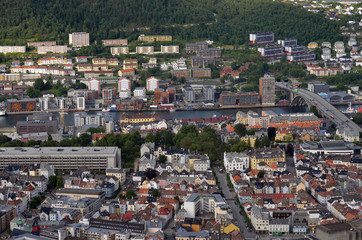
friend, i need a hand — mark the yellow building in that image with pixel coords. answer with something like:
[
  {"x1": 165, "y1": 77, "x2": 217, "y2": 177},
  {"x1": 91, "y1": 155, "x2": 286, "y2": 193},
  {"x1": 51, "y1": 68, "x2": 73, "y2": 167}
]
[
  {"x1": 92, "y1": 58, "x2": 107, "y2": 65},
  {"x1": 275, "y1": 129, "x2": 293, "y2": 142},
  {"x1": 119, "y1": 113, "x2": 156, "y2": 124},
  {"x1": 240, "y1": 136, "x2": 257, "y2": 148},
  {"x1": 222, "y1": 223, "x2": 240, "y2": 234},
  {"x1": 250, "y1": 148, "x2": 286, "y2": 169},
  {"x1": 106, "y1": 168, "x2": 124, "y2": 182},
  {"x1": 236, "y1": 111, "x2": 248, "y2": 125},
  {"x1": 138, "y1": 34, "x2": 172, "y2": 42},
  {"x1": 106, "y1": 58, "x2": 119, "y2": 66},
  {"x1": 308, "y1": 42, "x2": 318, "y2": 49},
  {"x1": 77, "y1": 64, "x2": 93, "y2": 72}
]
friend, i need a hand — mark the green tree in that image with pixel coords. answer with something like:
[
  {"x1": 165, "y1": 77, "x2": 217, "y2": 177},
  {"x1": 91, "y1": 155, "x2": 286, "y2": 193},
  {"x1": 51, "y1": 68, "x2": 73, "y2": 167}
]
[
  {"x1": 158, "y1": 155, "x2": 167, "y2": 164},
  {"x1": 234, "y1": 123, "x2": 247, "y2": 137},
  {"x1": 261, "y1": 136, "x2": 271, "y2": 147},
  {"x1": 257, "y1": 171, "x2": 265, "y2": 178},
  {"x1": 48, "y1": 175, "x2": 57, "y2": 189},
  {"x1": 126, "y1": 190, "x2": 137, "y2": 199},
  {"x1": 79, "y1": 133, "x2": 92, "y2": 146},
  {"x1": 26, "y1": 87, "x2": 40, "y2": 98},
  {"x1": 30, "y1": 196, "x2": 42, "y2": 209},
  {"x1": 151, "y1": 189, "x2": 161, "y2": 197},
  {"x1": 145, "y1": 133, "x2": 156, "y2": 143},
  {"x1": 352, "y1": 113, "x2": 362, "y2": 124},
  {"x1": 56, "y1": 175, "x2": 63, "y2": 189},
  {"x1": 86, "y1": 127, "x2": 106, "y2": 134}
]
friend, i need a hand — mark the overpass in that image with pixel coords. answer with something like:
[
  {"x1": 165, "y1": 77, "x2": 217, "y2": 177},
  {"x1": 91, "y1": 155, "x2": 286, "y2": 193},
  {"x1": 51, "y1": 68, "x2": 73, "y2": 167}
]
[{"x1": 276, "y1": 82, "x2": 361, "y2": 142}]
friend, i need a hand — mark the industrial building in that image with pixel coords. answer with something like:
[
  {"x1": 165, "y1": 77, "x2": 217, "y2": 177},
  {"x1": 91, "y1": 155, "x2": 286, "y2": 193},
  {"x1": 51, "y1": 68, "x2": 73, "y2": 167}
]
[{"x1": 0, "y1": 147, "x2": 121, "y2": 170}]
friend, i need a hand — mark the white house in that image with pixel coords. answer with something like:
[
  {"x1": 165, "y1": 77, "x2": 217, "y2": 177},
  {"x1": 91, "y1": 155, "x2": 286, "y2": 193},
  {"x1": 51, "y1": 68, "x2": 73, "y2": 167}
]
[{"x1": 224, "y1": 152, "x2": 249, "y2": 173}]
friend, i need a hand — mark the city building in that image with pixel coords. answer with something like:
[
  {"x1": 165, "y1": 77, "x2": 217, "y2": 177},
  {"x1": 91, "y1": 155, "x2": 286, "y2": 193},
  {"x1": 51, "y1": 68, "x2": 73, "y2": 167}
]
[
  {"x1": 192, "y1": 68, "x2": 211, "y2": 78},
  {"x1": 258, "y1": 46, "x2": 283, "y2": 58},
  {"x1": 69, "y1": 32, "x2": 90, "y2": 47},
  {"x1": 0, "y1": 147, "x2": 121, "y2": 170},
  {"x1": 203, "y1": 85, "x2": 214, "y2": 102},
  {"x1": 101, "y1": 39, "x2": 128, "y2": 46},
  {"x1": 134, "y1": 87, "x2": 146, "y2": 98},
  {"x1": 37, "y1": 45, "x2": 68, "y2": 54},
  {"x1": 183, "y1": 193, "x2": 227, "y2": 218},
  {"x1": 259, "y1": 75, "x2": 275, "y2": 105},
  {"x1": 161, "y1": 45, "x2": 179, "y2": 53},
  {"x1": 102, "y1": 87, "x2": 117, "y2": 100},
  {"x1": 219, "y1": 92, "x2": 259, "y2": 106},
  {"x1": 136, "y1": 46, "x2": 154, "y2": 54},
  {"x1": 191, "y1": 57, "x2": 217, "y2": 68},
  {"x1": 185, "y1": 42, "x2": 208, "y2": 53},
  {"x1": 0, "y1": 46, "x2": 26, "y2": 54},
  {"x1": 118, "y1": 78, "x2": 131, "y2": 99},
  {"x1": 278, "y1": 39, "x2": 297, "y2": 47},
  {"x1": 138, "y1": 34, "x2": 172, "y2": 42},
  {"x1": 223, "y1": 152, "x2": 249, "y2": 172},
  {"x1": 250, "y1": 32, "x2": 274, "y2": 44},
  {"x1": 250, "y1": 147, "x2": 286, "y2": 169},
  {"x1": 111, "y1": 47, "x2": 129, "y2": 55},
  {"x1": 27, "y1": 41, "x2": 57, "y2": 47},
  {"x1": 197, "y1": 48, "x2": 221, "y2": 58},
  {"x1": 183, "y1": 86, "x2": 195, "y2": 104},
  {"x1": 286, "y1": 52, "x2": 315, "y2": 62},
  {"x1": 308, "y1": 82, "x2": 330, "y2": 93},
  {"x1": 123, "y1": 59, "x2": 138, "y2": 70},
  {"x1": 315, "y1": 222, "x2": 362, "y2": 240},
  {"x1": 16, "y1": 113, "x2": 59, "y2": 135},
  {"x1": 118, "y1": 69, "x2": 134, "y2": 77},
  {"x1": 300, "y1": 140, "x2": 359, "y2": 155},
  {"x1": 88, "y1": 79, "x2": 100, "y2": 93},
  {"x1": 119, "y1": 113, "x2": 156, "y2": 124},
  {"x1": 6, "y1": 99, "x2": 36, "y2": 113},
  {"x1": 146, "y1": 77, "x2": 159, "y2": 92}
]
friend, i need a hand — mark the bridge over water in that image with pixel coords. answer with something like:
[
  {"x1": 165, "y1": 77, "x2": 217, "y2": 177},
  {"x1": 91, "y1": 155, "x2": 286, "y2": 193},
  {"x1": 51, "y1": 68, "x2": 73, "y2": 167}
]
[{"x1": 276, "y1": 82, "x2": 361, "y2": 141}]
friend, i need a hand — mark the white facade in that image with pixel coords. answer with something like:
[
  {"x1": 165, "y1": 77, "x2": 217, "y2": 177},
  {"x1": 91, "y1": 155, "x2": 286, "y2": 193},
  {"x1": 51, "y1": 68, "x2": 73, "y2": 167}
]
[
  {"x1": 118, "y1": 78, "x2": 131, "y2": 91},
  {"x1": 136, "y1": 46, "x2": 154, "y2": 54},
  {"x1": 161, "y1": 45, "x2": 179, "y2": 53},
  {"x1": 111, "y1": 47, "x2": 129, "y2": 55},
  {"x1": 69, "y1": 32, "x2": 90, "y2": 47},
  {"x1": 134, "y1": 87, "x2": 146, "y2": 98},
  {"x1": 119, "y1": 90, "x2": 131, "y2": 99},
  {"x1": 183, "y1": 193, "x2": 226, "y2": 218},
  {"x1": 77, "y1": 97, "x2": 85, "y2": 110},
  {"x1": 0, "y1": 46, "x2": 26, "y2": 53},
  {"x1": 37, "y1": 45, "x2": 68, "y2": 54},
  {"x1": 88, "y1": 79, "x2": 100, "y2": 92},
  {"x1": 193, "y1": 160, "x2": 210, "y2": 172},
  {"x1": 224, "y1": 152, "x2": 249, "y2": 173},
  {"x1": 146, "y1": 77, "x2": 159, "y2": 91}
]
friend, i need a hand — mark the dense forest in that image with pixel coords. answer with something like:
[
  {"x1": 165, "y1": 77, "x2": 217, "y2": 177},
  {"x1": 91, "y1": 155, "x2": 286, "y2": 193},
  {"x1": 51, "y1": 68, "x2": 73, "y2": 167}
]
[{"x1": 0, "y1": 0, "x2": 342, "y2": 45}]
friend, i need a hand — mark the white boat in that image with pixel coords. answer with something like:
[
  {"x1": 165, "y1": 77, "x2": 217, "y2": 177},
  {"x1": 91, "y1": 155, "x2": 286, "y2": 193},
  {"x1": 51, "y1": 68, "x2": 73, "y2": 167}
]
[
  {"x1": 0, "y1": 110, "x2": 6, "y2": 116},
  {"x1": 343, "y1": 102, "x2": 356, "y2": 114}
]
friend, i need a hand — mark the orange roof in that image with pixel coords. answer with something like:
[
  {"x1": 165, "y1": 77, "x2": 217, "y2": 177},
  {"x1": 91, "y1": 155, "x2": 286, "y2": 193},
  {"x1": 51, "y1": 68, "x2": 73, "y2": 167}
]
[{"x1": 233, "y1": 175, "x2": 242, "y2": 182}]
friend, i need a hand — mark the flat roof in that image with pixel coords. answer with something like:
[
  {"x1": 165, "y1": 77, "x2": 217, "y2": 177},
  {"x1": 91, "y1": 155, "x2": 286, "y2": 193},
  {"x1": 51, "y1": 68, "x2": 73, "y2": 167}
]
[
  {"x1": 56, "y1": 188, "x2": 104, "y2": 196},
  {"x1": 0, "y1": 147, "x2": 118, "y2": 156}
]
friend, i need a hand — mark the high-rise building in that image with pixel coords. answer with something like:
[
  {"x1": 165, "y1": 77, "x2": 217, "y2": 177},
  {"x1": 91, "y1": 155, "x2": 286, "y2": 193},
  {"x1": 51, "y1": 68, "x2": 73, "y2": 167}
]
[
  {"x1": 203, "y1": 86, "x2": 214, "y2": 102},
  {"x1": 183, "y1": 86, "x2": 195, "y2": 103},
  {"x1": 259, "y1": 75, "x2": 275, "y2": 105},
  {"x1": 118, "y1": 78, "x2": 131, "y2": 92},
  {"x1": 146, "y1": 77, "x2": 159, "y2": 92},
  {"x1": 69, "y1": 32, "x2": 90, "y2": 47},
  {"x1": 249, "y1": 32, "x2": 274, "y2": 44},
  {"x1": 102, "y1": 88, "x2": 116, "y2": 100}
]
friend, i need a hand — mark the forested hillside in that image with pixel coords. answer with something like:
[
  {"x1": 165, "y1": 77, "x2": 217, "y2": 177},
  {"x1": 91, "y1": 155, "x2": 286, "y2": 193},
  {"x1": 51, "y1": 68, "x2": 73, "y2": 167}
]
[{"x1": 0, "y1": 0, "x2": 342, "y2": 45}]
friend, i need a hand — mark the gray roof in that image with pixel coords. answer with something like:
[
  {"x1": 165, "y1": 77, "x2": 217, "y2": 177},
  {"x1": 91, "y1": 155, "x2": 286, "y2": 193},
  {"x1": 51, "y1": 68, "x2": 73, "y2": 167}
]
[{"x1": 0, "y1": 147, "x2": 118, "y2": 156}]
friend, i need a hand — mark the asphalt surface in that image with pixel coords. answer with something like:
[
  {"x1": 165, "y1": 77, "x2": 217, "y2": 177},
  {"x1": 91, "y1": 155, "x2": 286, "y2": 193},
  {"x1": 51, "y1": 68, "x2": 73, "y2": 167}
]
[{"x1": 215, "y1": 169, "x2": 257, "y2": 240}]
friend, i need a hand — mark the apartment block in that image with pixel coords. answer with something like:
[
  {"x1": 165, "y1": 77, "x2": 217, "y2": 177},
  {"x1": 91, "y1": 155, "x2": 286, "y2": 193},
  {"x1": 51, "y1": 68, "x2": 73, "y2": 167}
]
[
  {"x1": 37, "y1": 45, "x2": 68, "y2": 54},
  {"x1": 0, "y1": 46, "x2": 26, "y2": 54},
  {"x1": 101, "y1": 39, "x2": 128, "y2": 46},
  {"x1": 69, "y1": 32, "x2": 90, "y2": 47}
]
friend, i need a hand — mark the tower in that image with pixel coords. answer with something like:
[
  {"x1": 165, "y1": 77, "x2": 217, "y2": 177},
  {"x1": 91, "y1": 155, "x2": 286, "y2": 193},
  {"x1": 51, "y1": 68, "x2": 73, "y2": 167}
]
[{"x1": 259, "y1": 75, "x2": 275, "y2": 105}]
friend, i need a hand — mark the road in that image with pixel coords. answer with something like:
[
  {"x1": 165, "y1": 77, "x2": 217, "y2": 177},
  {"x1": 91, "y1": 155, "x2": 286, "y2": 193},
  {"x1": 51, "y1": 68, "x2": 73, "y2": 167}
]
[
  {"x1": 215, "y1": 169, "x2": 257, "y2": 240},
  {"x1": 276, "y1": 82, "x2": 361, "y2": 140}
]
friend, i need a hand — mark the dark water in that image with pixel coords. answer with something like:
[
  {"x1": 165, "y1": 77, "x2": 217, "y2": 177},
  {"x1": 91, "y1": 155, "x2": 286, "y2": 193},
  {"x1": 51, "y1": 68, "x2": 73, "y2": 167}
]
[
  {"x1": 0, "y1": 106, "x2": 307, "y2": 128},
  {"x1": 0, "y1": 105, "x2": 358, "y2": 128}
]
